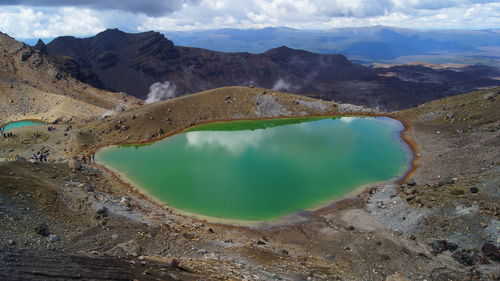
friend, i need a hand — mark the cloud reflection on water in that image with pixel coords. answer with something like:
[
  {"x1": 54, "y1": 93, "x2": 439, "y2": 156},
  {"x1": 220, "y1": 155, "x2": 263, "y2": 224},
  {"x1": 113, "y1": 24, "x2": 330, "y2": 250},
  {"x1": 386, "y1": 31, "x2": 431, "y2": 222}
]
[
  {"x1": 185, "y1": 130, "x2": 271, "y2": 155},
  {"x1": 339, "y1": 116, "x2": 356, "y2": 123}
]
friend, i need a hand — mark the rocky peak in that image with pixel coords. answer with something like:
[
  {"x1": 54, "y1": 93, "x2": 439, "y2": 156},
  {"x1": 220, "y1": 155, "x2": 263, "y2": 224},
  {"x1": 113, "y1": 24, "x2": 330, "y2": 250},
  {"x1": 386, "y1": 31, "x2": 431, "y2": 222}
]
[
  {"x1": 263, "y1": 45, "x2": 352, "y2": 69},
  {"x1": 264, "y1": 46, "x2": 306, "y2": 57},
  {"x1": 93, "y1": 28, "x2": 128, "y2": 43},
  {"x1": 34, "y1": 39, "x2": 47, "y2": 54},
  {"x1": 96, "y1": 28, "x2": 124, "y2": 36},
  {"x1": 48, "y1": 29, "x2": 179, "y2": 59}
]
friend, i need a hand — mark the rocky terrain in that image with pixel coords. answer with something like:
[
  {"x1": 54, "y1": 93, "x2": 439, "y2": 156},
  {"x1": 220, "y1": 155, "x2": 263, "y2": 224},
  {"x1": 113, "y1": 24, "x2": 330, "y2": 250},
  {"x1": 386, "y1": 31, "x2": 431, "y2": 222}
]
[
  {"x1": 45, "y1": 29, "x2": 500, "y2": 111},
  {"x1": 1, "y1": 84, "x2": 499, "y2": 280},
  {"x1": 0, "y1": 32, "x2": 141, "y2": 124},
  {"x1": 0, "y1": 31, "x2": 499, "y2": 280}
]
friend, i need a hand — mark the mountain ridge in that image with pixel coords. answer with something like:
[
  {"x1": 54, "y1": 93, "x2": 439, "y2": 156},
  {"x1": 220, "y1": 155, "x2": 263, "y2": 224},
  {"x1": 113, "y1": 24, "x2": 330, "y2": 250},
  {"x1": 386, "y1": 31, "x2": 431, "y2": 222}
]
[
  {"x1": 164, "y1": 26, "x2": 500, "y2": 66},
  {"x1": 45, "y1": 28, "x2": 500, "y2": 111}
]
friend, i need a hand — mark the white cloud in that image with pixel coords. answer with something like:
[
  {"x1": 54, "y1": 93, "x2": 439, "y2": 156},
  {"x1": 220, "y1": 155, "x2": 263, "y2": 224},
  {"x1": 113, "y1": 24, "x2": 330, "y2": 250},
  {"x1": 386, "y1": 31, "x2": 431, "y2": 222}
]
[
  {"x1": 0, "y1": 0, "x2": 200, "y2": 17},
  {"x1": 0, "y1": 1, "x2": 499, "y2": 40},
  {"x1": 0, "y1": 7, "x2": 106, "y2": 38},
  {"x1": 138, "y1": 0, "x2": 500, "y2": 31}
]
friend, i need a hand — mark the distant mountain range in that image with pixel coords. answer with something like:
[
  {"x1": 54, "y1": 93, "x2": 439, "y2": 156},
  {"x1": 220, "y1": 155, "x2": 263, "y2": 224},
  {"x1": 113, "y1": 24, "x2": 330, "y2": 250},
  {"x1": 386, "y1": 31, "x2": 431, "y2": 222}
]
[
  {"x1": 165, "y1": 26, "x2": 500, "y2": 66},
  {"x1": 44, "y1": 29, "x2": 500, "y2": 111}
]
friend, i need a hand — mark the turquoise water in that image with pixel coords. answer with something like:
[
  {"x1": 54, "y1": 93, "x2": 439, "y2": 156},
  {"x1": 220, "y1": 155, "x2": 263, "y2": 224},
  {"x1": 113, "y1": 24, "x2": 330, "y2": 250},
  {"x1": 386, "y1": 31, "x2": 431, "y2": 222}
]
[
  {"x1": 2, "y1": 120, "x2": 44, "y2": 131},
  {"x1": 97, "y1": 117, "x2": 412, "y2": 221}
]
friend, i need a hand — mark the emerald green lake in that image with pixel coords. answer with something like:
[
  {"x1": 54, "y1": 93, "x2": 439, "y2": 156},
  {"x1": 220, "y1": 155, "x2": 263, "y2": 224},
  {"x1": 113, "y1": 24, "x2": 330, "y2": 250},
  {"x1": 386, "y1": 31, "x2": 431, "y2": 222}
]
[
  {"x1": 97, "y1": 117, "x2": 412, "y2": 221},
  {"x1": 2, "y1": 120, "x2": 44, "y2": 131}
]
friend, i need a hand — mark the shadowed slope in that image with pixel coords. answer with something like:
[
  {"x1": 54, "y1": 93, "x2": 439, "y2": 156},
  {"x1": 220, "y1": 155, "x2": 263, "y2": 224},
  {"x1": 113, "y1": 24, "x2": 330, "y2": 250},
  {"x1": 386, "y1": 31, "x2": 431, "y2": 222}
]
[{"x1": 47, "y1": 29, "x2": 500, "y2": 111}]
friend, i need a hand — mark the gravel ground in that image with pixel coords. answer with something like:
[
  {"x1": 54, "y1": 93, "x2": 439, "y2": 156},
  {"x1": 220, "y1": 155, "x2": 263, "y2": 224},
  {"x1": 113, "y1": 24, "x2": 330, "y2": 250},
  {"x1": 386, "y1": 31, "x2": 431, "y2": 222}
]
[{"x1": 0, "y1": 87, "x2": 498, "y2": 280}]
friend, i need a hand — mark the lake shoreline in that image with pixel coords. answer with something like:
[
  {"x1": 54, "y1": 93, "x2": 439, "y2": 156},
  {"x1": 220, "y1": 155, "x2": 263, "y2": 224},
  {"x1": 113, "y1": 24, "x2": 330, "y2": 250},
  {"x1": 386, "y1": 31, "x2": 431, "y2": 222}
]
[
  {"x1": 0, "y1": 119, "x2": 46, "y2": 129},
  {"x1": 93, "y1": 113, "x2": 418, "y2": 228}
]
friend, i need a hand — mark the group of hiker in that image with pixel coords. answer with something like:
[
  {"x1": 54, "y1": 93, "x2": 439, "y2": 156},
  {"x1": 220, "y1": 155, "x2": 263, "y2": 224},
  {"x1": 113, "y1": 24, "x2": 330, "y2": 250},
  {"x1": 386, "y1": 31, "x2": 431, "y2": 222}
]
[
  {"x1": 81, "y1": 152, "x2": 96, "y2": 164},
  {"x1": 1, "y1": 122, "x2": 98, "y2": 165},
  {"x1": 31, "y1": 153, "x2": 48, "y2": 162},
  {"x1": 0, "y1": 126, "x2": 13, "y2": 138}
]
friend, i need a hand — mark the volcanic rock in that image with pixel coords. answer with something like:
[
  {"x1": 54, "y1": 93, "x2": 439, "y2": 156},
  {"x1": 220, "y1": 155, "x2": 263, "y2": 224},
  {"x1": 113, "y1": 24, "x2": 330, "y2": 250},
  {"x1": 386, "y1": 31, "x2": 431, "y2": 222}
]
[
  {"x1": 109, "y1": 239, "x2": 142, "y2": 256},
  {"x1": 46, "y1": 29, "x2": 500, "y2": 111},
  {"x1": 481, "y1": 243, "x2": 500, "y2": 261},
  {"x1": 35, "y1": 224, "x2": 50, "y2": 236},
  {"x1": 430, "y1": 240, "x2": 458, "y2": 254}
]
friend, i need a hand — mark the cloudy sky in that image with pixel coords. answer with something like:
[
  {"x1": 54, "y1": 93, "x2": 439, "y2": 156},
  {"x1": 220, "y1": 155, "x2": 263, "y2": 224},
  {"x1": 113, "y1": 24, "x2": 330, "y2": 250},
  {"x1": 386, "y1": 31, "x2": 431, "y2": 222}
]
[{"x1": 1, "y1": 0, "x2": 499, "y2": 39}]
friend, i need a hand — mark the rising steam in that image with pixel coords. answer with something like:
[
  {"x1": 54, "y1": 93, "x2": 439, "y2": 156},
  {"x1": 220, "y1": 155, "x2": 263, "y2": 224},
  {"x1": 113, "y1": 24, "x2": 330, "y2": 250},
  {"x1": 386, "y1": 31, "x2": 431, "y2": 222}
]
[
  {"x1": 102, "y1": 93, "x2": 127, "y2": 117},
  {"x1": 272, "y1": 78, "x2": 296, "y2": 91},
  {"x1": 145, "y1": 81, "x2": 177, "y2": 104}
]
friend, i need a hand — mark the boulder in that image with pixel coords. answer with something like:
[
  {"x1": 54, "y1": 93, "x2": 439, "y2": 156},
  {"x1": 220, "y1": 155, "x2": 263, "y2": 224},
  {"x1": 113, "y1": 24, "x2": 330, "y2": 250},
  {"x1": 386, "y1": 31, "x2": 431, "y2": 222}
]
[
  {"x1": 438, "y1": 177, "x2": 455, "y2": 186},
  {"x1": 405, "y1": 194, "x2": 416, "y2": 202},
  {"x1": 47, "y1": 235, "x2": 60, "y2": 243},
  {"x1": 35, "y1": 224, "x2": 50, "y2": 236},
  {"x1": 68, "y1": 159, "x2": 82, "y2": 170},
  {"x1": 450, "y1": 189, "x2": 465, "y2": 196},
  {"x1": 481, "y1": 243, "x2": 500, "y2": 261},
  {"x1": 405, "y1": 188, "x2": 416, "y2": 195},
  {"x1": 483, "y1": 92, "x2": 495, "y2": 100},
  {"x1": 451, "y1": 251, "x2": 476, "y2": 266},
  {"x1": 406, "y1": 178, "x2": 416, "y2": 186},
  {"x1": 96, "y1": 205, "x2": 107, "y2": 215},
  {"x1": 393, "y1": 230, "x2": 404, "y2": 236},
  {"x1": 444, "y1": 177, "x2": 455, "y2": 185},
  {"x1": 430, "y1": 240, "x2": 458, "y2": 254},
  {"x1": 120, "y1": 196, "x2": 131, "y2": 207},
  {"x1": 108, "y1": 239, "x2": 142, "y2": 256},
  {"x1": 86, "y1": 184, "x2": 95, "y2": 192},
  {"x1": 386, "y1": 273, "x2": 411, "y2": 281},
  {"x1": 481, "y1": 243, "x2": 497, "y2": 256}
]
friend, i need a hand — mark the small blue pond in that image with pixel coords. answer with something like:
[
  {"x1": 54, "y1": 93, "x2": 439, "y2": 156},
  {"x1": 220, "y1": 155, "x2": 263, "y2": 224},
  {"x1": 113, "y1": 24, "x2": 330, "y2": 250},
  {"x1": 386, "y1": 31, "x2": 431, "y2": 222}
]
[{"x1": 2, "y1": 120, "x2": 45, "y2": 131}]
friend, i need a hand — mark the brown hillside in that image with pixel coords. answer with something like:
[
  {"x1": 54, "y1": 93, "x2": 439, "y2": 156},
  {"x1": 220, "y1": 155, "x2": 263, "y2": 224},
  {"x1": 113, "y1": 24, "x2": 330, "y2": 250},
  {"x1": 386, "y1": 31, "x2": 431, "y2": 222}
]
[
  {"x1": 0, "y1": 32, "x2": 140, "y2": 123},
  {"x1": 0, "y1": 86, "x2": 498, "y2": 280}
]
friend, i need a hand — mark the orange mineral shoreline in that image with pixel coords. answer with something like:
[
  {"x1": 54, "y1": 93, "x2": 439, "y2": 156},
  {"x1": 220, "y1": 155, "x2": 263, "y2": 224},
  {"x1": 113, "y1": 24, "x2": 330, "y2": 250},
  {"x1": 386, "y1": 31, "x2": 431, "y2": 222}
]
[{"x1": 91, "y1": 113, "x2": 419, "y2": 228}]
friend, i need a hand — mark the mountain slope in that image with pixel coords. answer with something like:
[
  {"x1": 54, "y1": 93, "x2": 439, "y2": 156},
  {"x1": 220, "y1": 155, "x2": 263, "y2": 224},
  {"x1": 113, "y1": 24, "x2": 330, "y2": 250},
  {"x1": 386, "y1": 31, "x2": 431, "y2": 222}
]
[
  {"x1": 46, "y1": 29, "x2": 500, "y2": 110},
  {"x1": 0, "y1": 32, "x2": 139, "y2": 123}
]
